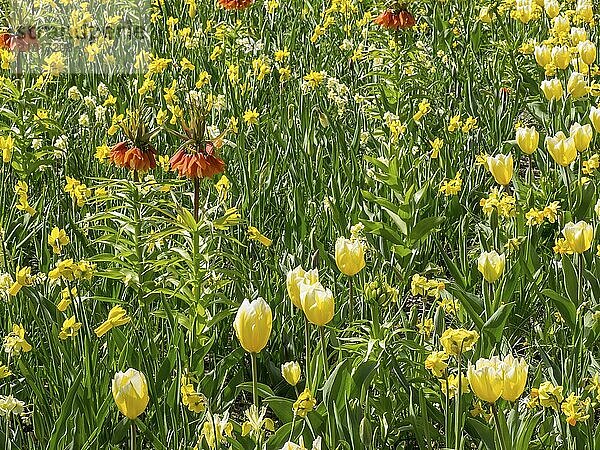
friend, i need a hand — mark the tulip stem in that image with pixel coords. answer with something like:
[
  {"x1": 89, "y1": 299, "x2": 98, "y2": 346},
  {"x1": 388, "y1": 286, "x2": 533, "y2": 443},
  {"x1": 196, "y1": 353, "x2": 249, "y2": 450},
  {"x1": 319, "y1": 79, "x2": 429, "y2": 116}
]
[
  {"x1": 130, "y1": 421, "x2": 136, "y2": 450},
  {"x1": 251, "y1": 352, "x2": 258, "y2": 407},
  {"x1": 319, "y1": 326, "x2": 329, "y2": 377},
  {"x1": 491, "y1": 403, "x2": 507, "y2": 450},
  {"x1": 348, "y1": 277, "x2": 354, "y2": 322},
  {"x1": 304, "y1": 316, "x2": 311, "y2": 389}
]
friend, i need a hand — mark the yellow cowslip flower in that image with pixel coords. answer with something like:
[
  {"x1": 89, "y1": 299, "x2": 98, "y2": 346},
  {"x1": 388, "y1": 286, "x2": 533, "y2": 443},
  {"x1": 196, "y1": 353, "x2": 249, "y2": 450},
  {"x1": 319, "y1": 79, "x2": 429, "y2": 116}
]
[
  {"x1": 293, "y1": 388, "x2": 316, "y2": 417},
  {"x1": 3, "y1": 324, "x2": 32, "y2": 355},
  {"x1": 501, "y1": 354, "x2": 528, "y2": 401},
  {"x1": 247, "y1": 226, "x2": 272, "y2": 247},
  {"x1": 561, "y1": 393, "x2": 590, "y2": 426},
  {"x1": 439, "y1": 172, "x2": 462, "y2": 196},
  {"x1": 180, "y1": 372, "x2": 206, "y2": 413},
  {"x1": 553, "y1": 238, "x2": 574, "y2": 255},
  {"x1": 467, "y1": 357, "x2": 504, "y2": 403},
  {"x1": 234, "y1": 298, "x2": 272, "y2": 354},
  {"x1": 430, "y1": 138, "x2": 443, "y2": 158},
  {"x1": 112, "y1": 368, "x2": 149, "y2": 419},
  {"x1": 447, "y1": 115, "x2": 462, "y2": 132},
  {"x1": 241, "y1": 405, "x2": 275, "y2": 438},
  {"x1": 58, "y1": 316, "x2": 82, "y2": 340},
  {"x1": 286, "y1": 266, "x2": 319, "y2": 309},
  {"x1": 546, "y1": 131, "x2": 577, "y2": 166},
  {"x1": 95, "y1": 143, "x2": 111, "y2": 161},
  {"x1": 58, "y1": 287, "x2": 76, "y2": 312},
  {"x1": 335, "y1": 237, "x2": 366, "y2": 276},
  {"x1": 477, "y1": 250, "x2": 505, "y2": 283},
  {"x1": 542, "y1": 202, "x2": 560, "y2": 223},
  {"x1": 243, "y1": 109, "x2": 259, "y2": 126},
  {"x1": 567, "y1": 72, "x2": 589, "y2": 99},
  {"x1": 198, "y1": 413, "x2": 233, "y2": 448},
  {"x1": 303, "y1": 71, "x2": 325, "y2": 88},
  {"x1": 583, "y1": 154, "x2": 600, "y2": 175},
  {"x1": 439, "y1": 296, "x2": 459, "y2": 315},
  {"x1": 0, "y1": 364, "x2": 11, "y2": 379},
  {"x1": 516, "y1": 126, "x2": 539, "y2": 154},
  {"x1": 8, "y1": 266, "x2": 33, "y2": 296},
  {"x1": 441, "y1": 373, "x2": 470, "y2": 399},
  {"x1": 487, "y1": 154, "x2": 513, "y2": 186},
  {"x1": 440, "y1": 328, "x2": 479, "y2": 356},
  {"x1": 570, "y1": 123, "x2": 593, "y2": 152},
  {"x1": 425, "y1": 351, "x2": 448, "y2": 377},
  {"x1": 94, "y1": 305, "x2": 131, "y2": 337},
  {"x1": 538, "y1": 381, "x2": 563, "y2": 410},
  {"x1": 0, "y1": 135, "x2": 14, "y2": 163},
  {"x1": 300, "y1": 282, "x2": 334, "y2": 326},
  {"x1": 526, "y1": 208, "x2": 545, "y2": 226},
  {"x1": 279, "y1": 67, "x2": 291, "y2": 83},
  {"x1": 417, "y1": 317, "x2": 435, "y2": 336},
  {"x1": 562, "y1": 221, "x2": 593, "y2": 253},
  {"x1": 534, "y1": 44, "x2": 552, "y2": 67},
  {"x1": 541, "y1": 78, "x2": 563, "y2": 101},
  {"x1": 281, "y1": 361, "x2": 301, "y2": 386},
  {"x1": 48, "y1": 227, "x2": 70, "y2": 255},
  {"x1": 274, "y1": 48, "x2": 290, "y2": 62}
]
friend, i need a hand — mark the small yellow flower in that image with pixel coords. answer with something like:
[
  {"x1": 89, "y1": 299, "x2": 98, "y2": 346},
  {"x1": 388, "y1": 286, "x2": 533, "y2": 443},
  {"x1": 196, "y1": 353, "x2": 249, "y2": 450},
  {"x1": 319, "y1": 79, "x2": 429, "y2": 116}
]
[
  {"x1": 248, "y1": 226, "x2": 272, "y2": 247},
  {"x1": 293, "y1": 388, "x2": 316, "y2": 417},
  {"x1": 58, "y1": 316, "x2": 82, "y2": 340},
  {"x1": 48, "y1": 227, "x2": 70, "y2": 255},
  {"x1": 94, "y1": 306, "x2": 131, "y2": 337},
  {"x1": 425, "y1": 351, "x2": 448, "y2": 377},
  {"x1": 243, "y1": 109, "x2": 260, "y2": 126}
]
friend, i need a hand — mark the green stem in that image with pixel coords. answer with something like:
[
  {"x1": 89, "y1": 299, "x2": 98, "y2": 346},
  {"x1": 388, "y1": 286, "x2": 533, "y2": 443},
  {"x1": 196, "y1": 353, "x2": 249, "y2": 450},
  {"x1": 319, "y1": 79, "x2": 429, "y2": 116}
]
[
  {"x1": 130, "y1": 421, "x2": 136, "y2": 450},
  {"x1": 491, "y1": 403, "x2": 507, "y2": 450},
  {"x1": 349, "y1": 277, "x2": 354, "y2": 322},
  {"x1": 251, "y1": 352, "x2": 258, "y2": 407},
  {"x1": 319, "y1": 326, "x2": 329, "y2": 377},
  {"x1": 454, "y1": 353, "x2": 462, "y2": 449},
  {"x1": 304, "y1": 316, "x2": 311, "y2": 389}
]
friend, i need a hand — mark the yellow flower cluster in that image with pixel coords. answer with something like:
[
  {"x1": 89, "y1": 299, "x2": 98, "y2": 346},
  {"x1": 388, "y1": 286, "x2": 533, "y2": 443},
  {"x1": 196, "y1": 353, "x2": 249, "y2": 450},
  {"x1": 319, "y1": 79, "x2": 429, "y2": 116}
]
[
  {"x1": 180, "y1": 372, "x2": 206, "y2": 413},
  {"x1": 480, "y1": 188, "x2": 517, "y2": 217},
  {"x1": 3, "y1": 324, "x2": 32, "y2": 356},
  {"x1": 525, "y1": 201, "x2": 560, "y2": 225},
  {"x1": 439, "y1": 172, "x2": 462, "y2": 196},
  {"x1": 14, "y1": 181, "x2": 36, "y2": 216},
  {"x1": 48, "y1": 259, "x2": 96, "y2": 282},
  {"x1": 410, "y1": 274, "x2": 445, "y2": 299},
  {"x1": 64, "y1": 177, "x2": 92, "y2": 207}
]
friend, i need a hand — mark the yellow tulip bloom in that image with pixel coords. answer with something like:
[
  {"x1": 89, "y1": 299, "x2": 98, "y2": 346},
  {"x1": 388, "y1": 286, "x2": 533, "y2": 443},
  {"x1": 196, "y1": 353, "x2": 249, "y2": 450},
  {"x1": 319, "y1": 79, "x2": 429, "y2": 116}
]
[
  {"x1": 112, "y1": 368, "x2": 149, "y2": 420},
  {"x1": 477, "y1": 250, "x2": 505, "y2": 283},
  {"x1": 286, "y1": 266, "x2": 319, "y2": 309},
  {"x1": 233, "y1": 298, "x2": 272, "y2": 354},
  {"x1": 516, "y1": 126, "x2": 539, "y2": 155},
  {"x1": 281, "y1": 361, "x2": 301, "y2": 386},
  {"x1": 467, "y1": 357, "x2": 504, "y2": 403},
  {"x1": 487, "y1": 154, "x2": 513, "y2": 186},
  {"x1": 501, "y1": 354, "x2": 528, "y2": 401},
  {"x1": 335, "y1": 237, "x2": 366, "y2": 276},
  {"x1": 562, "y1": 221, "x2": 593, "y2": 253},
  {"x1": 300, "y1": 282, "x2": 334, "y2": 326},
  {"x1": 546, "y1": 131, "x2": 577, "y2": 166},
  {"x1": 569, "y1": 123, "x2": 593, "y2": 152}
]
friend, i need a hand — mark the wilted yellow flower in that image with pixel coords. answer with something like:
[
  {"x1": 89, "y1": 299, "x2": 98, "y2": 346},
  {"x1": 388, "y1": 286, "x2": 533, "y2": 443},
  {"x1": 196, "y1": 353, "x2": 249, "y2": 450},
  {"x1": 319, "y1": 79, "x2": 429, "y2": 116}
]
[
  {"x1": 281, "y1": 361, "x2": 301, "y2": 386},
  {"x1": 234, "y1": 298, "x2": 272, "y2": 354},
  {"x1": 198, "y1": 412, "x2": 233, "y2": 448},
  {"x1": 562, "y1": 221, "x2": 593, "y2": 253},
  {"x1": 241, "y1": 405, "x2": 275, "y2": 437},
  {"x1": 477, "y1": 250, "x2": 505, "y2": 283},
  {"x1": 112, "y1": 368, "x2": 149, "y2": 419},
  {"x1": 293, "y1": 388, "x2": 316, "y2": 417},
  {"x1": 538, "y1": 381, "x2": 563, "y2": 410},
  {"x1": 440, "y1": 328, "x2": 479, "y2": 356},
  {"x1": 94, "y1": 306, "x2": 131, "y2": 337},
  {"x1": 425, "y1": 351, "x2": 448, "y2": 377}
]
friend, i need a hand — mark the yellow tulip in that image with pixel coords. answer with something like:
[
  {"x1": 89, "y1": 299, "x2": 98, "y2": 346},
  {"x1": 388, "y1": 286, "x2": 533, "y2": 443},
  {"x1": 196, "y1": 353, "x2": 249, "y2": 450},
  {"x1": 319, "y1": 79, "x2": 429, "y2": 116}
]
[
  {"x1": 300, "y1": 282, "x2": 334, "y2": 326},
  {"x1": 576, "y1": 1, "x2": 593, "y2": 22},
  {"x1": 516, "y1": 126, "x2": 539, "y2": 154},
  {"x1": 540, "y1": 78, "x2": 563, "y2": 101},
  {"x1": 590, "y1": 106, "x2": 600, "y2": 132},
  {"x1": 478, "y1": 6, "x2": 493, "y2": 23},
  {"x1": 570, "y1": 27, "x2": 587, "y2": 45},
  {"x1": 569, "y1": 123, "x2": 593, "y2": 152},
  {"x1": 578, "y1": 40, "x2": 596, "y2": 65},
  {"x1": 552, "y1": 15, "x2": 570, "y2": 35},
  {"x1": 551, "y1": 45, "x2": 570, "y2": 70},
  {"x1": 467, "y1": 357, "x2": 504, "y2": 403},
  {"x1": 477, "y1": 250, "x2": 505, "y2": 283},
  {"x1": 487, "y1": 154, "x2": 513, "y2": 186},
  {"x1": 567, "y1": 72, "x2": 589, "y2": 99},
  {"x1": 233, "y1": 298, "x2": 272, "y2": 353},
  {"x1": 286, "y1": 266, "x2": 319, "y2": 309},
  {"x1": 281, "y1": 361, "x2": 301, "y2": 386},
  {"x1": 335, "y1": 237, "x2": 366, "y2": 276},
  {"x1": 546, "y1": 131, "x2": 577, "y2": 166},
  {"x1": 501, "y1": 354, "x2": 528, "y2": 401},
  {"x1": 534, "y1": 45, "x2": 552, "y2": 67},
  {"x1": 112, "y1": 368, "x2": 149, "y2": 420},
  {"x1": 562, "y1": 221, "x2": 593, "y2": 253},
  {"x1": 544, "y1": 0, "x2": 559, "y2": 18}
]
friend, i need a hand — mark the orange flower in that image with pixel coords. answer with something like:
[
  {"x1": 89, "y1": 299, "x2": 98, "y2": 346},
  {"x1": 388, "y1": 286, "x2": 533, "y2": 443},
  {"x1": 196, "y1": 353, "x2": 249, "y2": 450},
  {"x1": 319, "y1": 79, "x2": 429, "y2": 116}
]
[
  {"x1": 218, "y1": 0, "x2": 254, "y2": 10},
  {"x1": 374, "y1": 7, "x2": 415, "y2": 30},
  {"x1": 0, "y1": 27, "x2": 39, "y2": 52},
  {"x1": 170, "y1": 142, "x2": 225, "y2": 179},
  {"x1": 109, "y1": 141, "x2": 157, "y2": 173}
]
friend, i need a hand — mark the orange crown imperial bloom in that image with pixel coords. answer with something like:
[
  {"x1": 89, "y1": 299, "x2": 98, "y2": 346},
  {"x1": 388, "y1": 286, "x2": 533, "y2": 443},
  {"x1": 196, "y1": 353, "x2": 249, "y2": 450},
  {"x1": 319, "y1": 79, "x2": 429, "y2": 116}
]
[
  {"x1": 218, "y1": 0, "x2": 254, "y2": 10},
  {"x1": 109, "y1": 141, "x2": 157, "y2": 173},
  {"x1": 0, "y1": 27, "x2": 39, "y2": 52},
  {"x1": 375, "y1": 4, "x2": 416, "y2": 30},
  {"x1": 170, "y1": 141, "x2": 225, "y2": 179}
]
